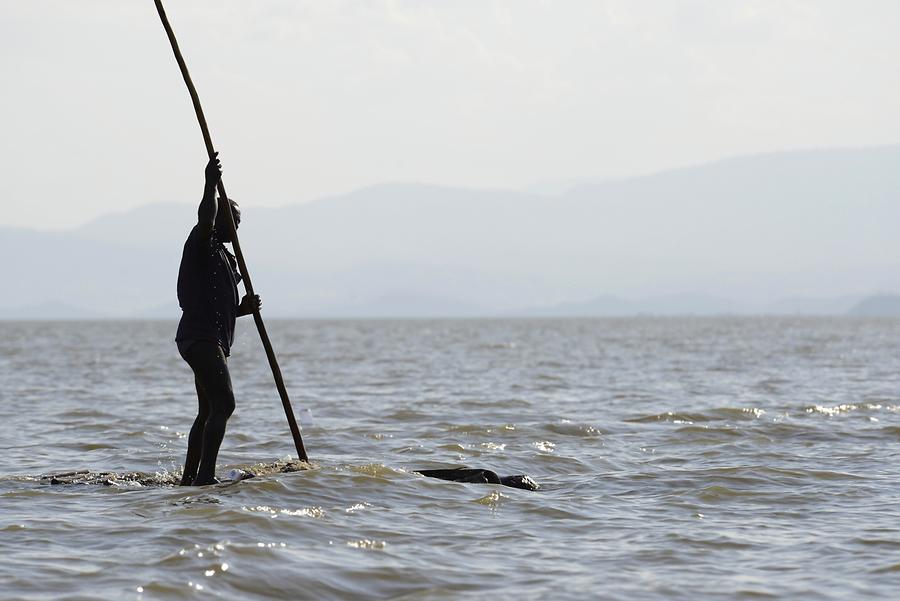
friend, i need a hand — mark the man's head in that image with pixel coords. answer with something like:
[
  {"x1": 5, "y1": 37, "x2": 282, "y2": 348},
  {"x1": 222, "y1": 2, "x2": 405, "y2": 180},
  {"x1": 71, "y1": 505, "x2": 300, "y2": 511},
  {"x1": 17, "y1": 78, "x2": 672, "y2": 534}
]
[{"x1": 214, "y1": 198, "x2": 241, "y2": 242}]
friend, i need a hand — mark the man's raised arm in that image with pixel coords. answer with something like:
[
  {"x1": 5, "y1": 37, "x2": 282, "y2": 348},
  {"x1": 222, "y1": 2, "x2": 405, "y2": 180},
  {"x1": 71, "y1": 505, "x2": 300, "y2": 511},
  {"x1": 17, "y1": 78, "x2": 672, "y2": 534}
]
[{"x1": 197, "y1": 153, "x2": 221, "y2": 238}]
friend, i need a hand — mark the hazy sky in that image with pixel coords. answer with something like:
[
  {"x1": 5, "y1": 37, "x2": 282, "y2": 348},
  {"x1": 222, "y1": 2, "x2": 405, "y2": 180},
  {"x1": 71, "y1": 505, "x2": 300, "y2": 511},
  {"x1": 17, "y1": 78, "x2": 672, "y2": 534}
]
[{"x1": 3, "y1": 0, "x2": 899, "y2": 229}]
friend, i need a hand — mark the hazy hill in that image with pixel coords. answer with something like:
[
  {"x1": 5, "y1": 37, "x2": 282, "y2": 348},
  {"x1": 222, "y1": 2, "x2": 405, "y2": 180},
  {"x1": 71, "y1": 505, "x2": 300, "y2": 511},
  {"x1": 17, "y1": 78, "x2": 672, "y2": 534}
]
[
  {"x1": 847, "y1": 294, "x2": 900, "y2": 317},
  {"x1": 3, "y1": 146, "x2": 899, "y2": 318}
]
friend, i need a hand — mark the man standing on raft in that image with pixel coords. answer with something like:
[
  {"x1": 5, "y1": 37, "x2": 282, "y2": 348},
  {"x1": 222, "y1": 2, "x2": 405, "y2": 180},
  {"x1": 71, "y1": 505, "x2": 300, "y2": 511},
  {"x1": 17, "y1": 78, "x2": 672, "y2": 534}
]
[{"x1": 175, "y1": 154, "x2": 261, "y2": 486}]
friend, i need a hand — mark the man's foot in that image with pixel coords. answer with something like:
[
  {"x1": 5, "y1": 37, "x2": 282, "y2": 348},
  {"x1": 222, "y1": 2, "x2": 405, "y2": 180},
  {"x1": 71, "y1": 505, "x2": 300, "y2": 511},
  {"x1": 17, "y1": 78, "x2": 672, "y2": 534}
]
[{"x1": 191, "y1": 476, "x2": 221, "y2": 486}]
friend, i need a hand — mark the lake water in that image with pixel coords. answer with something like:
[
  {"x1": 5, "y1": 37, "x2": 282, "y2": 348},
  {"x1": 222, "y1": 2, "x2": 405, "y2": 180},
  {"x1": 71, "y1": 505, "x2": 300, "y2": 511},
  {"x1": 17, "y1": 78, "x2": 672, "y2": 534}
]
[{"x1": 2, "y1": 318, "x2": 900, "y2": 600}]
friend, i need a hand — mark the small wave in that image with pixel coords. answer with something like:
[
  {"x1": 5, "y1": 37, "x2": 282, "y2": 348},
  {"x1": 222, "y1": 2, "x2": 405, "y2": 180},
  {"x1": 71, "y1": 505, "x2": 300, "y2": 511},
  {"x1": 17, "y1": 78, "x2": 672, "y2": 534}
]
[
  {"x1": 535, "y1": 373, "x2": 569, "y2": 384},
  {"x1": 528, "y1": 454, "x2": 592, "y2": 474},
  {"x1": 689, "y1": 465, "x2": 864, "y2": 485},
  {"x1": 385, "y1": 409, "x2": 430, "y2": 421},
  {"x1": 544, "y1": 421, "x2": 602, "y2": 437},
  {"x1": 751, "y1": 422, "x2": 851, "y2": 443},
  {"x1": 474, "y1": 490, "x2": 508, "y2": 507},
  {"x1": 627, "y1": 411, "x2": 711, "y2": 424},
  {"x1": 850, "y1": 537, "x2": 900, "y2": 549},
  {"x1": 58, "y1": 408, "x2": 114, "y2": 419},
  {"x1": 674, "y1": 425, "x2": 741, "y2": 436},
  {"x1": 870, "y1": 563, "x2": 900, "y2": 574},
  {"x1": 532, "y1": 441, "x2": 556, "y2": 453},
  {"x1": 804, "y1": 403, "x2": 899, "y2": 416},
  {"x1": 537, "y1": 360, "x2": 565, "y2": 368},
  {"x1": 474, "y1": 342, "x2": 517, "y2": 350},
  {"x1": 57, "y1": 443, "x2": 117, "y2": 451},
  {"x1": 437, "y1": 443, "x2": 467, "y2": 453},
  {"x1": 782, "y1": 468, "x2": 865, "y2": 481},
  {"x1": 242, "y1": 505, "x2": 325, "y2": 519},
  {"x1": 346, "y1": 539, "x2": 387, "y2": 550},
  {"x1": 479, "y1": 442, "x2": 506, "y2": 451},
  {"x1": 345, "y1": 502, "x2": 371, "y2": 513},
  {"x1": 347, "y1": 463, "x2": 404, "y2": 478},
  {"x1": 434, "y1": 442, "x2": 505, "y2": 457},
  {"x1": 627, "y1": 407, "x2": 767, "y2": 425},
  {"x1": 667, "y1": 532, "x2": 755, "y2": 550},
  {"x1": 695, "y1": 485, "x2": 759, "y2": 501},
  {"x1": 444, "y1": 423, "x2": 515, "y2": 435}
]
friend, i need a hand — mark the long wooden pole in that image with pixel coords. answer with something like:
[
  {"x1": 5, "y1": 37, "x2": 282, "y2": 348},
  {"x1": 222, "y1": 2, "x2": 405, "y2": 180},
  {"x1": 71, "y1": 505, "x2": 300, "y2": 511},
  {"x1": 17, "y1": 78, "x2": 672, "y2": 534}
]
[{"x1": 153, "y1": 0, "x2": 309, "y2": 462}]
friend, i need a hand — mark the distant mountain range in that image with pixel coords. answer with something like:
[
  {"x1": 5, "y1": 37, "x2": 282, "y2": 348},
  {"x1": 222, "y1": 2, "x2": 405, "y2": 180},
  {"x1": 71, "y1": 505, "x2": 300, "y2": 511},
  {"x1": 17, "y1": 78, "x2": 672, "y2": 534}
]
[
  {"x1": 846, "y1": 294, "x2": 900, "y2": 317},
  {"x1": 2, "y1": 145, "x2": 899, "y2": 319}
]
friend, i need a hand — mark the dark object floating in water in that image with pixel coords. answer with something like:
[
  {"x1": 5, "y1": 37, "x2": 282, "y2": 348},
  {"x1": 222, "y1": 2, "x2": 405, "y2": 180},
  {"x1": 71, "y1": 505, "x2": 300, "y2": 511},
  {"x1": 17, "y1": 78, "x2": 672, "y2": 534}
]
[
  {"x1": 41, "y1": 461, "x2": 310, "y2": 487},
  {"x1": 42, "y1": 470, "x2": 175, "y2": 487},
  {"x1": 40, "y1": 463, "x2": 539, "y2": 491},
  {"x1": 416, "y1": 468, "x2": 539, "y2": 491}
]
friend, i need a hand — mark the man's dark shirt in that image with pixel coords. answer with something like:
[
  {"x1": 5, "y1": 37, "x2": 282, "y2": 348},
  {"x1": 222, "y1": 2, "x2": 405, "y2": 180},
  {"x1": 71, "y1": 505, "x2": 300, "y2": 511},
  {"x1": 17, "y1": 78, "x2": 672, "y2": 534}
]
[{"x1": 175, "y1": 226, "x2": 242, "y2": 356}]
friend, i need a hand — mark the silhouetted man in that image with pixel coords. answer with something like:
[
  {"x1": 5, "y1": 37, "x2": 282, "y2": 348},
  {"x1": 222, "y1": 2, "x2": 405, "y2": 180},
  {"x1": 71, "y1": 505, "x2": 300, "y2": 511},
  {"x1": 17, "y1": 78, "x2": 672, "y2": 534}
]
[{"x1": 175, "y1": 154, "x2": 260, "y2": 485}]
